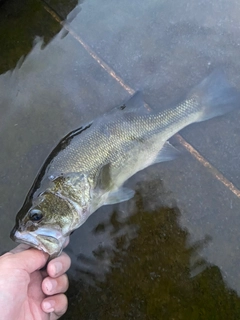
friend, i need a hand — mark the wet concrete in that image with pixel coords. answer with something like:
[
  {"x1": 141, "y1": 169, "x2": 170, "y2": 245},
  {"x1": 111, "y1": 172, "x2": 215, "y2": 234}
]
[{"x1": 0, "y1": 0, "x2": 240, "y2": 319}]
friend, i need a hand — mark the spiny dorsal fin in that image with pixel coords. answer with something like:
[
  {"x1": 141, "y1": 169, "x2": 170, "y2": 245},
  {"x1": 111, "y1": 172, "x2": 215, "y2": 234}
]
[{"x1": 117, "y1": 92, "x2": 150, "y2": 114}]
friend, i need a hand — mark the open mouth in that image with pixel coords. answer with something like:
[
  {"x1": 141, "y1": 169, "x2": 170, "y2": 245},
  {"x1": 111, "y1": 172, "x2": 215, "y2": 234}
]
[
  {"x1": 11, "y1": 226, "x2": 65, "y2": 256},
  {"x1": 11, "y1": 229, "x2": 41, "y2": 249}
]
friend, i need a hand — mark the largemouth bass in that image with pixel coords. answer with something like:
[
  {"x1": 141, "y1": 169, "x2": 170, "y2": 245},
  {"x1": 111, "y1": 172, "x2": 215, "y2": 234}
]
[{"x1": 11, "y1": 71, "x2": 240, "y2": 256}]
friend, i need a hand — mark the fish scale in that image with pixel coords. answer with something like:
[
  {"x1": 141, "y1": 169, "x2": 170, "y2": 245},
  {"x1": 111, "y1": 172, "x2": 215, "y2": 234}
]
[{"x1": 49, "y1": 97, "x2": 199, "y2": 177}]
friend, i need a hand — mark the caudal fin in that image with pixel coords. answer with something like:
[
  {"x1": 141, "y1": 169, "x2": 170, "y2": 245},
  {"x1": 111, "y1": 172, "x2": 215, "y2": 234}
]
[{"x1": 189, "y1": 70, "x2": 240, "y2": 122}]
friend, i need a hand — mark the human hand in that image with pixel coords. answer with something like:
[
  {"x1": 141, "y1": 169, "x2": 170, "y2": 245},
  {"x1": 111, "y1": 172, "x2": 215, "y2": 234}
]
[{"x1": 0, "y1": 244, "x2": 71, "y2": 320}]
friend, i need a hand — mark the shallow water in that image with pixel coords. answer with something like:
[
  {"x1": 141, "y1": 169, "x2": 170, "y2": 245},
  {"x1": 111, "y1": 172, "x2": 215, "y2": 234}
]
[{"x1": 1, "y1": 0, "x2": 240, "y2": 318}]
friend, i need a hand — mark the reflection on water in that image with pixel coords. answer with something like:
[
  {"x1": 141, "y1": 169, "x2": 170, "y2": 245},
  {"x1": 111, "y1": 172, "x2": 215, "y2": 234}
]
[
  {"x1": 64, "y1": 180, "x2": 240, "y2": 319},
  {"x1": 0, "y1": 0, "x2": 77, "y2": 74},
  {"x1": 1, "y1": 0, "x2": 240, "y2": 318}
]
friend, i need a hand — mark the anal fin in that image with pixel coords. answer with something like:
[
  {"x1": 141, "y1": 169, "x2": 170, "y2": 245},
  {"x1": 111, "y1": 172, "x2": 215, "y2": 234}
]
[{"x1": 154, "y1": 141, "x2": 180, "y2": 163}]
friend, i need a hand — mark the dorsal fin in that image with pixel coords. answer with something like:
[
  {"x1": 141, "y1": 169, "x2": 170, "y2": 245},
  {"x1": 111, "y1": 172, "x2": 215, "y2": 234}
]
[{"x1": 117, "y1": 92, "x2": 150, "y2": 114}]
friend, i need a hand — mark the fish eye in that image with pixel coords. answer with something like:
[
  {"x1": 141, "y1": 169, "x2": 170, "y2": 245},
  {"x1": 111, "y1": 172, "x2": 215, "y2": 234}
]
[{"x1": 29, "y1": 209, "x2": 43, "y2": 222}]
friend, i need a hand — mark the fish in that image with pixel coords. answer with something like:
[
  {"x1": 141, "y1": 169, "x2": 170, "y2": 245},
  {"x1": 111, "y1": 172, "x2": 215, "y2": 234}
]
[{"x1": 10, "y1": 70, "x2": 240, "y2": 257}]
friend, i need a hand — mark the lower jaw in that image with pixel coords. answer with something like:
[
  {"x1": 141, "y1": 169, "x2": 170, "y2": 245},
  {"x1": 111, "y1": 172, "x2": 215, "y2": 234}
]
[{"x1": 14, "y1": 237, "x2": 41, "y2": 251}]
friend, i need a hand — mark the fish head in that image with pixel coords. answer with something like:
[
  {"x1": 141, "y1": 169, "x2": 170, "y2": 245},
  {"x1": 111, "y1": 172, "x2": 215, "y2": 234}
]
[
  {"x1": 11, "y1": 173, "x2": 91, "y2": 257},
  {"x1": 11, "y1": 192, "x2": 76, "y2": 257}
]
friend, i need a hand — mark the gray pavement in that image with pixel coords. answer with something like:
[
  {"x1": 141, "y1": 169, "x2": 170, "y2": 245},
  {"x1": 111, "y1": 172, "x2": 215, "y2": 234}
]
[{"x1": 1, "y1": 0, "x2": 240, "y2": 318}]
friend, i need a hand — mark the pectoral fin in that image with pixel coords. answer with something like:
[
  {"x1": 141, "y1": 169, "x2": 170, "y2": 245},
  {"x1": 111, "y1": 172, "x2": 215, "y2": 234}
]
[
  {"x1": 103, "y1": 187, "x2": 135, "y2": 205},
  {"x1": 95, "y1": 163, "x2": 112, "y2": 191}
]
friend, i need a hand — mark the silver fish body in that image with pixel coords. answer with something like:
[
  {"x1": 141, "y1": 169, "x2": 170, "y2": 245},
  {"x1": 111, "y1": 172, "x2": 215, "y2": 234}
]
[{"x1": 11, "y1": 70, "x2": 240, "y2": 256}]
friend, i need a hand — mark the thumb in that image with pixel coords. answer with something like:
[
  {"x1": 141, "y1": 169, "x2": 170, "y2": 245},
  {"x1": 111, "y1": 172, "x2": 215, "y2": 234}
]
[{"x1": 3, "y1": 246, "x2": 49, "y2": 274}]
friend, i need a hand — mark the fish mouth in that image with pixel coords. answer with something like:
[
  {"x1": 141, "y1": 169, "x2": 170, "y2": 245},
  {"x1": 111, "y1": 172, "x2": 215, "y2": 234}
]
[
  {"x1": 11, "y1": 226, "x2": 65, "y2": 256},
  {"x1": 11, "y1": 229, "x2": 40, "y2": 249}
]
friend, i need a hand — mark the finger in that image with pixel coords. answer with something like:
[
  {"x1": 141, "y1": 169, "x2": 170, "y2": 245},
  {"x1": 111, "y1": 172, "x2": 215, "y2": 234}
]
[
  {"x1": 10, "y1": 244, "x2": 31, "y2": 254},
  {"x1": 42, "y1": 294, "x2": 68, "y2": 319},
  {"x1": 0, "y1": 248, "x2": 48, "y2": 273},
  {"x1": 42, "y1": 274, "x2": 69, "y2": 295},
  {"x1": 47, "y1": 252, "x2": 71, "y2": 278}
]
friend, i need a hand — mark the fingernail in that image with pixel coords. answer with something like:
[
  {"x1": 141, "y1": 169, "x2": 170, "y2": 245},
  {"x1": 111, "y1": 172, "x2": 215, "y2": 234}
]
[
  {"x1": 45, "y1": 279, "x2": 57, "y2": 293},
  {"x1": 54, "y1": 262, "x2": 62, "y2": 275},
  {"x1": 43, "y1": 300, "x2": 55, "y2": 313}
]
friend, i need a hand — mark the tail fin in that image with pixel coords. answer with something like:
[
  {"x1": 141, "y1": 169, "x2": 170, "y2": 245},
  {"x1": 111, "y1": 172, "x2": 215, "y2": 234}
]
[{"x1": 189, "y1": 70, "x2": 240, "y2": 122}]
